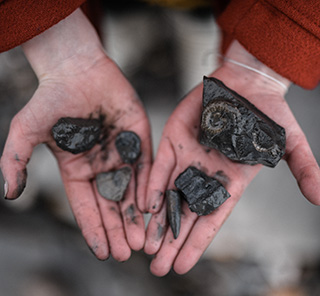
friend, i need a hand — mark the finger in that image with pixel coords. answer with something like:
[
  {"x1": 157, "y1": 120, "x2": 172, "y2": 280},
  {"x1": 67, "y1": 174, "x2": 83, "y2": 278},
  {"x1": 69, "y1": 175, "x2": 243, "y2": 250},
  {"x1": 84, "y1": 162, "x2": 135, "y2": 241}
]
[
  {"x1": 136, "y1": 132, "x2": 152, "y2": 213},
  {"x1": 173, "y1": 193, "x2": 239, "y2": 275},
  {"x1": 0, "y1": 115, "x2": 39, "y2": 199},
  {"x1": 286, "y1": 134, "x2": 320, "y2": 205},
  {"x1": 94, "y1": 182, "x2": 131, "y2": 262},
  {"x1": 144, "y1": 200, "x2": 168, "y2": 255},
  {"x1": 147, "y1": 137, "x2": 176, "y2": 213},
  {"x1": 120, "y1": 168, "x2": 146, "y2": 251},
  {"x1": 145, "y1": 162, "x2": 186, "y2": 254},
  {"x1": 64, "y1": 180, "x2": 109, "y2": 260},
  {"x1": 149, "y1": 202, "x2": 198, "y2": 277}
]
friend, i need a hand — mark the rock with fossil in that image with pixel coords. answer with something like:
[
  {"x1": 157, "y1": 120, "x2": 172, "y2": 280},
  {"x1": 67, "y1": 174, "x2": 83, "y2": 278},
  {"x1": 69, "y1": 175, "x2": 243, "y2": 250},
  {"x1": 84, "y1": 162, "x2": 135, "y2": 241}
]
[{"x1": 200, "y1": 77, "x2": 286, "y2": 167}]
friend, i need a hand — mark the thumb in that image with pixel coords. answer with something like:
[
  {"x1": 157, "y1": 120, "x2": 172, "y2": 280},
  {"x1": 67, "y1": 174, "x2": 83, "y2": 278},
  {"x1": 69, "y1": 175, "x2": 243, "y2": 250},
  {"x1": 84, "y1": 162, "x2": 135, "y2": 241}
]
[
  {"x1": 285, "y1": 131, "x2": 320, "y2": 205},
  {"x1": 0, "y1": 114, "x2": 39, "y2": 200}
]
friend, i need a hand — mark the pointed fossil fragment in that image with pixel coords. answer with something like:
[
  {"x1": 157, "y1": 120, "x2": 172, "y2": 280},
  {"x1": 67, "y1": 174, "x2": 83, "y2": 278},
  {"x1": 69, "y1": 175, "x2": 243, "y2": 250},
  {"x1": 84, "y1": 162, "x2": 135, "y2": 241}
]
[
  {"x1": 175, "y1": 166, "x2": 230, "y2": 216},
  {"x1": 115, "y1": 131, "x2": 141, "y2": 164},
  {"x1": 51, "y1": 117, "x2": 101, "y2": 154},
  {"x1": 200, "y1": 76, "x2": 286, "y2": 167},
  {"x1": 96, "y1": 166, "x2": 132, "y2": 202},
  {"x1": 166, "y1": 190, "x2": 181, "y2": 239}
]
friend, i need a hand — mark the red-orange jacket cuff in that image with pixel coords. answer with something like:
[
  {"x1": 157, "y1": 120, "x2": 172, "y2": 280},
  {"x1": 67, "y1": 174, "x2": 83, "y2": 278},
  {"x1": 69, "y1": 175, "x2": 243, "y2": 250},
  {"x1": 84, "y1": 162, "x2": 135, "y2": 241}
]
[
  {"x1": 218, "y1": 0, "x2": 320, "y2": 89},
  {"x1": 0, "y1": 0, "x2": 86, "y2": 53}
]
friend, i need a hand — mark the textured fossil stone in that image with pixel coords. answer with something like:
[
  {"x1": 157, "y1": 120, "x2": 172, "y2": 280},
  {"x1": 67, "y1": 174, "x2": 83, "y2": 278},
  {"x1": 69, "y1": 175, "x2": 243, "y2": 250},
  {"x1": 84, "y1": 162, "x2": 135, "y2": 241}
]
[
  {"x1": 96, "y1": 167, "x2": 132, "y2": 202},
  {"x1": 115, "y1": 131, "x2": 141, "y2": 164},
  {"x1": 52, "y1": 117, "x2": 101, "y2": 154},
  {"x1": 166, "y1": 190, "x2": 181, "y2": 239},
  {"x1": 200, "y1": 77, "x2": 286, "y2": 167},
  {"x1": 174, "y1": 166, "x2": 230, "y2": 216}
]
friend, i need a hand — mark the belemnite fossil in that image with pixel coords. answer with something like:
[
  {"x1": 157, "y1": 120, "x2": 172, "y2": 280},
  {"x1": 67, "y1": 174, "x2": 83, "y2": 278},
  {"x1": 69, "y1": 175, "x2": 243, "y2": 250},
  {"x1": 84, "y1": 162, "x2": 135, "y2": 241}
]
[
  {"x1": 200, "y1": 77, "x2": 286, "y2": 167},
  {"x1": 115, "y1": 131, "x2": 141, "y2": 164},
  {"x1": 166, "y1": 190, "x2": 182, "y2": 239},
  {"x1": 174, "y1": 166, "x2": 230, "y2": 216},
  {"x1": 51, "y1": 117, "x2": 101, "y2": 154},
  {"x1": 96, "y1": 166, "x2": 132, "y2": 202}
]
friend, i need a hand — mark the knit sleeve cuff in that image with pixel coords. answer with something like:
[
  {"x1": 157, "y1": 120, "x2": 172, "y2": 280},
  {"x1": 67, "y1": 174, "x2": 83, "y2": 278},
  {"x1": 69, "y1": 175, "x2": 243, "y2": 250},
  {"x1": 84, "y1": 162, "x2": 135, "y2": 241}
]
[
  {"x1": 218, "y1": 0, "x2": 320, "y2": 89},
  {"x1": 0, "y1": 0, "x2": 86, "y2": 53}
]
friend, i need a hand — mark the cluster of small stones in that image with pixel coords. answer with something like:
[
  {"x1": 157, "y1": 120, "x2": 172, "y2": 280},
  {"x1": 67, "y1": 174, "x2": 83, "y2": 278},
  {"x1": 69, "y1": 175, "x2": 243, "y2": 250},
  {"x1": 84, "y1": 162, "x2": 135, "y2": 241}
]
[
  {"x1": 52, "y1": 76, "x2": 286, "y2": 240},
  {"x1": 167, "y1": 166, "x2": 230, "y2": 239},
  {"x1": 51, "y1": 118, "x2": 141, "y2": 202}
]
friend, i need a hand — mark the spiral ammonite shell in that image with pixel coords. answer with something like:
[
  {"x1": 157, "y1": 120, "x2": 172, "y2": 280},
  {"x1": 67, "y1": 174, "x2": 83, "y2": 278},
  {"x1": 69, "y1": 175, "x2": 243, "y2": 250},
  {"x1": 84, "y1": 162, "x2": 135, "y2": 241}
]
[
  {"x1": 199, "y1": 77, "x2": 286, "y2": 167},
  {"x1": 200, "y1": 100, "x2": 242, "y2": 137}
]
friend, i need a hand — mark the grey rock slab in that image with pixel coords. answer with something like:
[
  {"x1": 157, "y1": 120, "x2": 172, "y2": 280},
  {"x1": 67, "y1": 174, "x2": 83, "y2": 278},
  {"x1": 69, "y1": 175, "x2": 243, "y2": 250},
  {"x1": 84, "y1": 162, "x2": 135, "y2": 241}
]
[{"x1": 200, "y1": 77, "x2": 286, "y2": 167}]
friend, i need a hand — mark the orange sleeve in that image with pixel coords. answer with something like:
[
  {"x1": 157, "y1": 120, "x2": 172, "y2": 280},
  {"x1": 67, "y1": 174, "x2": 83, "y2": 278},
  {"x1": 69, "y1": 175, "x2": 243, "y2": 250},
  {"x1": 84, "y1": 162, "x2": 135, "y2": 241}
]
[
  {"x1": 0, "y1": 0, "x2": 86, "y2": 53},
  {"x1": 217, "y1": 0, "x2": 320, "y2": 89}
]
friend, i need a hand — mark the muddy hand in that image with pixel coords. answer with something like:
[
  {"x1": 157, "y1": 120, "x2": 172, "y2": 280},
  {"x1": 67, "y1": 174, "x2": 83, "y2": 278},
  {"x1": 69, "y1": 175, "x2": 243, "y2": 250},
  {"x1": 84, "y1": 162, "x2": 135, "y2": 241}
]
[
  {"x1": 0, "y1": 9, "x2": 152, "y2": 261},
  {"x1": 144, "y1": 40, "x2": 320, "y2": 276}
]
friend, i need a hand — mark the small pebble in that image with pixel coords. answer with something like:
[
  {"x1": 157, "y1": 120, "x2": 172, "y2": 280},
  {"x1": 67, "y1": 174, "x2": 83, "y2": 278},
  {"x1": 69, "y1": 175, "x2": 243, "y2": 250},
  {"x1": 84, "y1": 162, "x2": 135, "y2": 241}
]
[
  {"x1": 115, "y1": 131, "x2": 141, "y2": 164},
  {"x1": 96, "y1": 167, "x2": 132, "y2": 202}
]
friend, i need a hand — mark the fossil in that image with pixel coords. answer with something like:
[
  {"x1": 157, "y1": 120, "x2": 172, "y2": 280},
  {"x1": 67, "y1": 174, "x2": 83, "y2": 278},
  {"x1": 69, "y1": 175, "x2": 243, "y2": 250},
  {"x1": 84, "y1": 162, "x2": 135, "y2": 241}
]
[
  {"x1": 174, "y1": 166, "x2": 230, "y2": 216},
  {"x1": 51, "y1": 117, "x2": 101, "y2": 154},
  {"x1": 200, "y1": 77, "x2": 286, "y2": 167},
  {"x1": 96, "y1": 166, "x2": 132, "y2": 202},
  {"x1": 166, "y1": 190, "x2": 182, "y2": 239},
  {"x1": 115, "y1": 131, "x2": 141, "y2": 164}
]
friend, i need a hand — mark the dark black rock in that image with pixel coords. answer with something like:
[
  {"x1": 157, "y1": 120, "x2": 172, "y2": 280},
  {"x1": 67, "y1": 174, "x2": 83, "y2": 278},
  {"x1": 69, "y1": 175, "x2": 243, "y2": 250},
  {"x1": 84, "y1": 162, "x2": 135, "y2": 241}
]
[
  {"x1": 200, "y1": 77, "x2": 286, "y2": 167},
  {"x1": 115, "y1": 131, "x2": 141, "y2": 164},
  {"x1": 174, "y1": 166, "x2": 230, "y2": 216},
  {"x1": 51, "y1": 117, "x2": 101, "y2": 154},
  {"x1": 96, "y1": 166, "x2": 132, "y2": 202},
  {"x1": 166, "y1": 190, "x2": 181, "y2": 239}
]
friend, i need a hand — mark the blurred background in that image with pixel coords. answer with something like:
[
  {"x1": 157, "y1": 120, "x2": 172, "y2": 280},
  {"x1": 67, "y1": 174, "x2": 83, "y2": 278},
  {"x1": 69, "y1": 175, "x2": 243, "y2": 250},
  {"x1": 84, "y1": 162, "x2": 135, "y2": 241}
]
[{"x1": 0, "y1": 2, "x2": 319, "y2": 296}]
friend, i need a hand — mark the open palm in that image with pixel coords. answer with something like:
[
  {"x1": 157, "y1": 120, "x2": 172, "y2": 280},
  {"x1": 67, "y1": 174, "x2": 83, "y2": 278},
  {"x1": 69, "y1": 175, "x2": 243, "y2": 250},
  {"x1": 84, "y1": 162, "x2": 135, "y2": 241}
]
[
  {"x1": 1, "y1": 56, "x2": 152, "y2": 261},
  {"x1": 145, "y1": 65, "x2": 320, "y2": 276}
]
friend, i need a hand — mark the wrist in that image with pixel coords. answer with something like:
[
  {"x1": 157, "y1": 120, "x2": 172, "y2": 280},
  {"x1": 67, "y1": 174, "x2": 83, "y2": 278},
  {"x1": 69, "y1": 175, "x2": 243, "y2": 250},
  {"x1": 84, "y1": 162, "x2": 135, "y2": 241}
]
[
  {"x1": 222, "y1": 40, "x2": 291, "y2": 95},
  {"x1": 22, "y1": 8, "x2": 105, "y2": 80}
]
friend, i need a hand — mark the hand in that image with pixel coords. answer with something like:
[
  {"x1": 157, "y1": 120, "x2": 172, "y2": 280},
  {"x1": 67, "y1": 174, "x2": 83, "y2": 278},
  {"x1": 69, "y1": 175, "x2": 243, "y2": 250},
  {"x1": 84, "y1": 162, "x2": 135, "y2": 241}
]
[
  {"x1": 144, "y1": 41, "x2": 320, "y2": 276},
  {"x1": 0, "y1": 9, "x2": 152, "y2": 261}
]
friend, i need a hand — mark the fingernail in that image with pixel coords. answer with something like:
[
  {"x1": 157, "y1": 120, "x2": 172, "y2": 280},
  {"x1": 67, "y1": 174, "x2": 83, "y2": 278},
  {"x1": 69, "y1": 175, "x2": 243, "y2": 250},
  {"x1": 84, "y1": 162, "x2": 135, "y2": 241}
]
[{"x1": 4, "y1": 181, "x2": 8, "y2": 199}]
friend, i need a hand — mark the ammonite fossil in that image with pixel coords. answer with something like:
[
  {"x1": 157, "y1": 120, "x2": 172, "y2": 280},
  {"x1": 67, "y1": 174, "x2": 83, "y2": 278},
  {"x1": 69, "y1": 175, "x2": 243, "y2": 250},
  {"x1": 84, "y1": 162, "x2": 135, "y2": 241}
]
[
  {"x1": 174, "y1": 166, "x2": 230, "y2": 216},
  {"x1": 51, "y1": 117, "x2": 101, "y2": 154},
  {"x1": 115, "y1": 131, "x2": 141, "y2": 164},
  {"x1": 200, "y1": 77, "x2": 286, "y2": 167},
  {"x1": 166, "y1": 189, "x2": 181, "y2": 239},
  {"x1": 96, "y1": 166, "x2": 132, "y2": 202}
]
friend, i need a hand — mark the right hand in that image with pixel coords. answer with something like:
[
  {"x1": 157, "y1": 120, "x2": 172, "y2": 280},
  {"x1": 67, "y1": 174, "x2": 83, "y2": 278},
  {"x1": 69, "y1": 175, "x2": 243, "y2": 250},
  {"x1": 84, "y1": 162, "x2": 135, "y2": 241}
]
[{"x1": 0, "y1": 9, "x2": 152, "y2": 262}]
